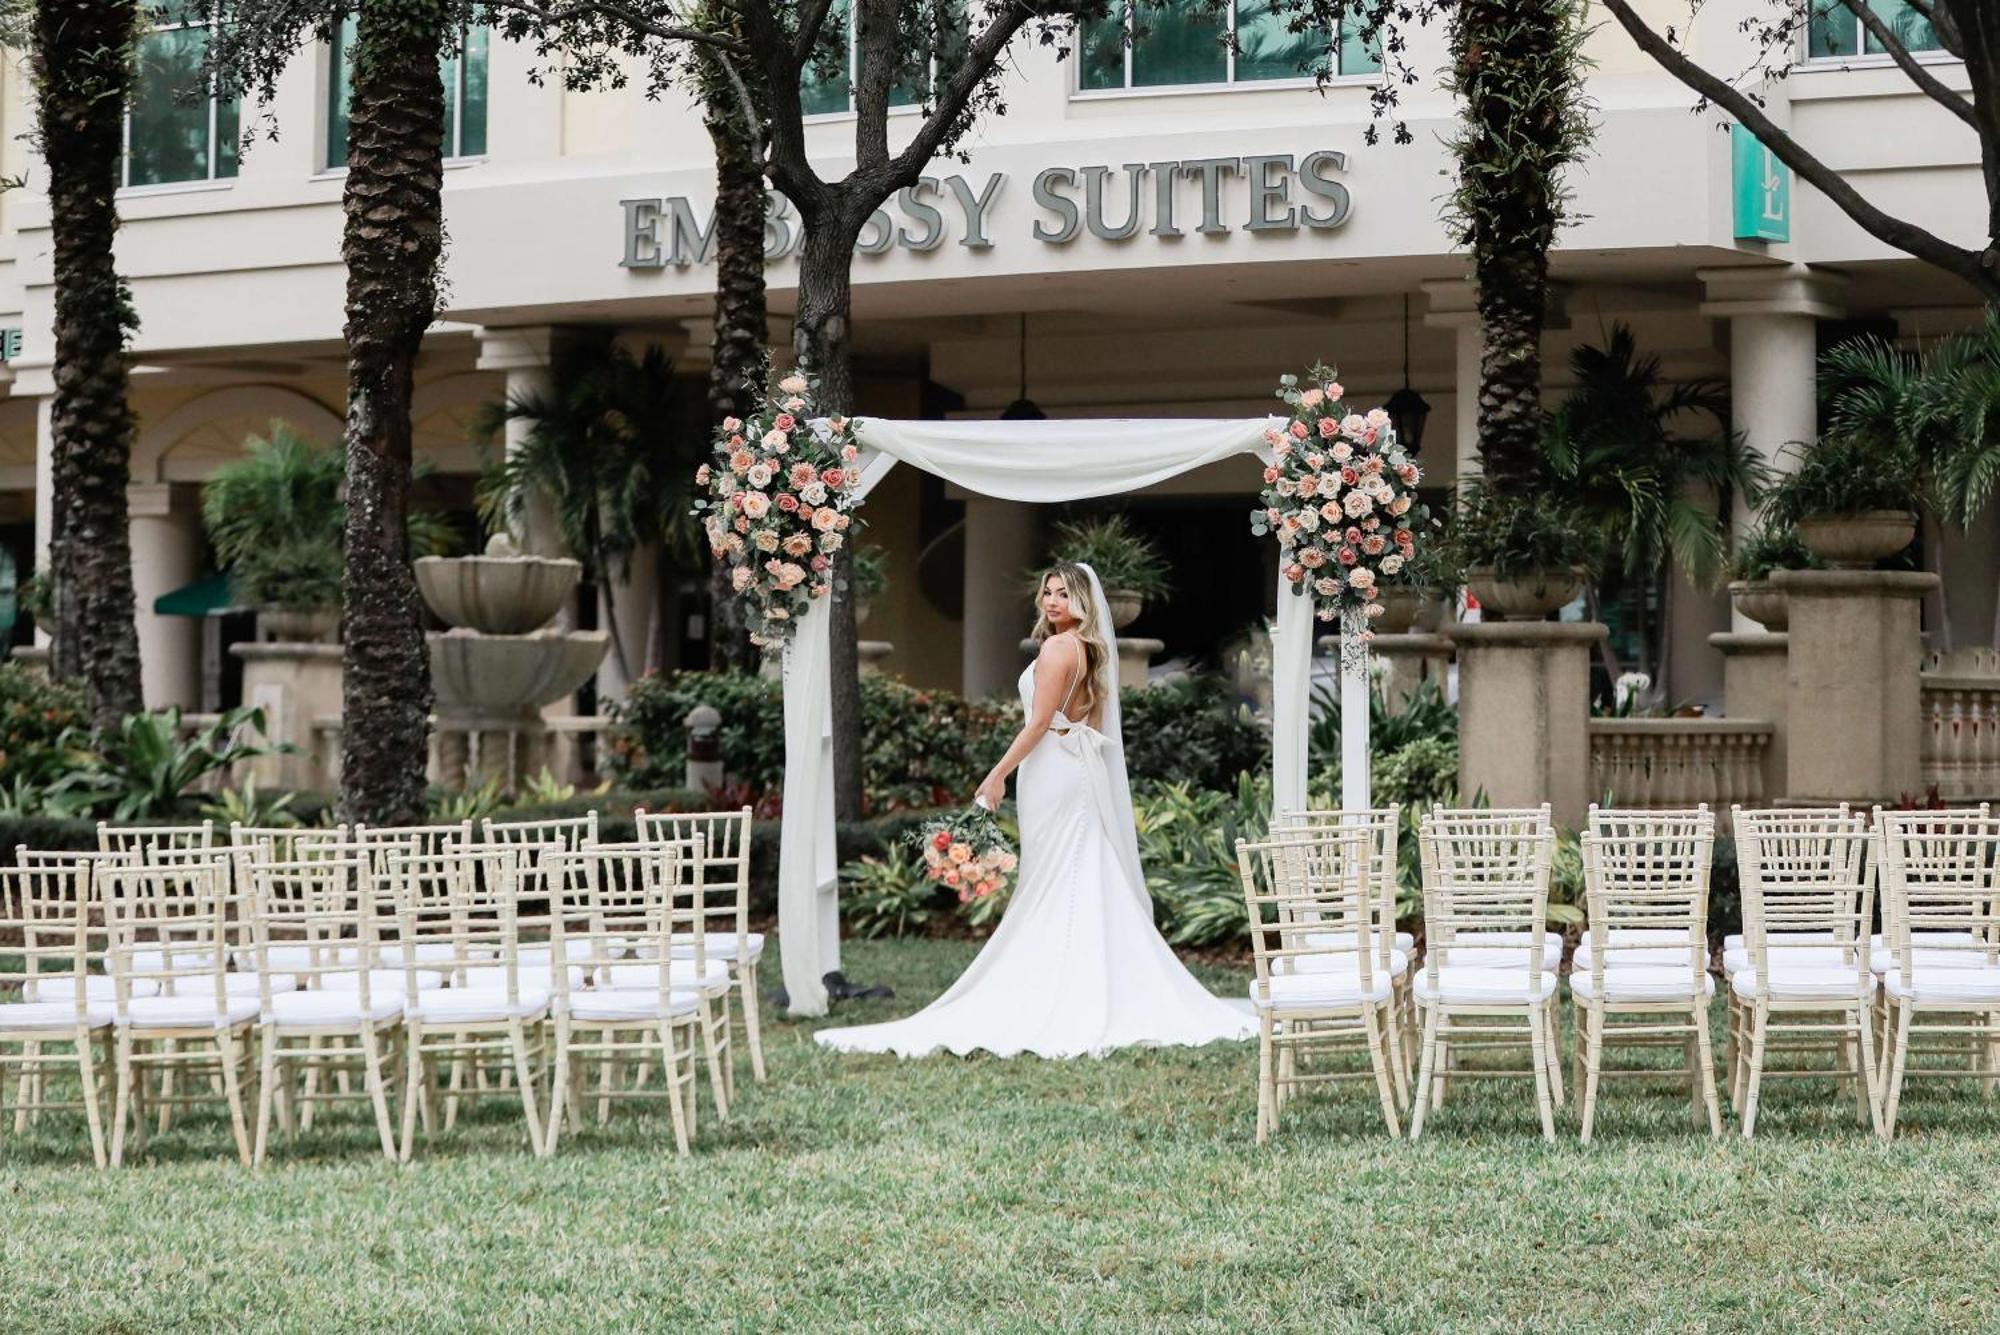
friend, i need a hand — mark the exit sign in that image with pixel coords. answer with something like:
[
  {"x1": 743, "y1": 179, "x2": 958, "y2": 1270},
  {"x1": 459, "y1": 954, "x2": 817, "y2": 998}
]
[{"x1": 1732, "y1": 125, "x2": 1790, "y2": 244}]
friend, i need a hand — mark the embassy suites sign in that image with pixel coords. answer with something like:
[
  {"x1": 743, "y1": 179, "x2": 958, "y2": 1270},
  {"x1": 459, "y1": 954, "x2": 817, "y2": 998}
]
[{"x1": 619, "y1": 151, "x2": 1354, "y2": 269}]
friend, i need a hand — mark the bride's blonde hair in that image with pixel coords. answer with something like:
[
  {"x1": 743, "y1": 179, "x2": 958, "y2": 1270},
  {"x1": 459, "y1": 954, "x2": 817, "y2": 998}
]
[{"x1": 1030, "y1": 563, "x2": 1111, "y2": 725}]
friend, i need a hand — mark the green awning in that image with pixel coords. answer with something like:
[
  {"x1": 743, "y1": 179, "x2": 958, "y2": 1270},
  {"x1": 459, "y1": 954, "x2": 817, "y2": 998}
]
[{"x1": 154, "y1": 572, "x2": 241, "y2": 618}]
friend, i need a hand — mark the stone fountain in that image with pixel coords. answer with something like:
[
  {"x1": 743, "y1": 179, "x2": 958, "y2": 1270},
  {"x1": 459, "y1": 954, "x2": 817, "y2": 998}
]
[{"x1": 415, "y1": 534, "x2": 608, "y2": 792}]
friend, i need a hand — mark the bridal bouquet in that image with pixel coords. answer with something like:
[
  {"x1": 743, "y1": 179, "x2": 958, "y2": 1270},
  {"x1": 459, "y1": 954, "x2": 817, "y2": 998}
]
[
  {"x1": 694, "y1": 370, "x2": 861, "y2": 647},
  {"x1": 1249, "y1": 364, "x2": 1428, "y2": 640},
  {"x1": 913, "y1": 807, "x2": 1018, "y2": 906}
]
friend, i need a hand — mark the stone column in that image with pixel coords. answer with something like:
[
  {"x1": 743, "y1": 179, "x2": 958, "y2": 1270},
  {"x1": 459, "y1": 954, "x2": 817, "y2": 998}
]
[
  {"x1": 1447, "y1": 621, "x2": 1608, "y2": 828},
  {"x1": 127, "y1": 482, "x2": 202, "y2": 710},
  {"x1": 597, "y1": 542, "x2": 658, "y2": 704},
  {"x1": 1421, "y1": 277, "x2": 1480, "y2": 481},
  {"x1": 1772, "y1": 570, "x2": 1937, "y2": 804},
  {"x1": 1709, "y1": 630, "x2": 1788, "y2": 799},
  {"x1": 1699, "y1": 266, "x2": 1845, "y2": 630},
  {"x1": 234, "y1": 642, "x2": 345, "y2": 791},
  {"x1": 1321, "y1": 632, "x2": 1453, "y2": 711},
  {"x1": 473, "y1": 325, "x2": 571, "y2": 560},
  {"x1": 962, "y1": 496, "x2": 1037, "y2": 698}
]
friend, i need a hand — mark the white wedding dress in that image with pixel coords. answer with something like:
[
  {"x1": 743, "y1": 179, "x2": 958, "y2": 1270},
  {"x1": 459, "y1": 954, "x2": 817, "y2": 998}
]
[{"x1": 816, "y1": 565, "x2": 1254, "y2": 1060}]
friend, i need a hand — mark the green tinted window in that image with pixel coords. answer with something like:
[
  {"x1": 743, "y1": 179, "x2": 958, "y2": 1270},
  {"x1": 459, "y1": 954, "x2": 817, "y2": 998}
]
[
  {"x1": 1234, "y1": 0, "x2": 1317, "y2": 82},
  {"x1": 1337, "y1": 17, "x2": 1381, "y2": 74},
  {"x1": 1078, "y1": 11, "x2": 1128, "y2": 89},
  {"x1": 1809, "y1": 0, "x2": 1939, "y2": 58},
  {"x1": 327, "y1": 21, "x2": 490, "y2": 168},
  {"x1": 128, "y1": 19, "x2": 236, "y2": 186},
  {"x1": 1131, "y1": 0, "x2": 1226, "y2": 87},
  {"x1": 802, "y1": 0, "x2": 854, "y2": 114}
]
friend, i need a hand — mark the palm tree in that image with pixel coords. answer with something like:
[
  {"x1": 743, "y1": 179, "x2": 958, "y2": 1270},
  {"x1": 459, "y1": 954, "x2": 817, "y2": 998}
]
[
  {"x1": 477, "y1": 336, "x2": 705, "y2": 682},
  {"x1": 31, "y1": 0, "x2": 146, "y2": 731},
  {"x1": 1540, "y1": 323, "x2": 1764, "y2": 686},
  {"x1": 1442, "y1": 0, "x2": 1595, "y2": 491},
  {"x1": 695, "y1": 5, "x2": 769, "y2": 673}
]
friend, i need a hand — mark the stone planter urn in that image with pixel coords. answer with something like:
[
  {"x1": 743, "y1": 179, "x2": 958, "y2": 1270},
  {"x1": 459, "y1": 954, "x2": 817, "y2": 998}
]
[
  {"x1": 415, "y1": 534, "x2": 581, "y2": 633},
  {"x1": 1796, "y1": 510, "x2": 1916, "y2": 570},
  {"x1": 1103, "y1": 587, "x2": 1144, "y2": 630},
  {"x1": 1728, "y1": 579, "x2": 1788, "y2": 631},
  {"x1": 1465, "y1": 566, "x2": 1586, "y2": 620},
  {"x1": 258, "y1": 608, "x2": 339, "y2": 643},
  {"x1": 1373, "y1": 587, "x2": 1430, "y2": 634}
]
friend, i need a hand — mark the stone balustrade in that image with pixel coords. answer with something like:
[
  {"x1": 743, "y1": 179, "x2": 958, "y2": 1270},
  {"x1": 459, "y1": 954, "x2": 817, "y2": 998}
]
[
  {"x1": 1586, "y1": 719, "x2": 1775, "y2": 818},
  {"x1": 1918, "y1": 675, "x2": 2000, "y2": 803}
]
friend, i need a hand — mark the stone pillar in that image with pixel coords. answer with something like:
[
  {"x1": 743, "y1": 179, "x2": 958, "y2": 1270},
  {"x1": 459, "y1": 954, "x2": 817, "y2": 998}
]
[
  {"x1": 1699, "y1": 266, "x2": 1845, "y2": 628},
  {"x1": 962, "y1": 496, "x2": 1037, "y2": 698},
  {"x1": 597, "y1": 542, "x2": 658, "y2": 704},
  {"x1": 1447, "y1": 622, "x2": 1608, "y2": 828},
  {"x1": 1372, "y1": 632, "x2": 1454, "y2": 710},
  {"x1": 128, "y1": 483, "x2": 202, "y2": 710},
  {"x1": 1773, "y1": 570, "x2": 1937, "y2": 805},
  {"x1": 31, "y1": 395, "x2": 52, "y2": 646},
  {"x1": 1422, "y1": 277, "x2": 1480, "y2": 480},
  {"x1": 1709, "y1": 630, "x2": 1788, "y2": 799},
  {"x1": 234, "y1": 642, "x2": 344, "y2": 791},
  {"x1": 473, "y1": 326, "x2": 571, "y2": 560}
]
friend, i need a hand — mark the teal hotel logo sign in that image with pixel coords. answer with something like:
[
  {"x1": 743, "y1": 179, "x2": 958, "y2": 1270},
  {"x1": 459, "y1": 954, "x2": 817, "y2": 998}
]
[{"x1": 1732, "y1": 124, "x2": 1790, "y2": 244}]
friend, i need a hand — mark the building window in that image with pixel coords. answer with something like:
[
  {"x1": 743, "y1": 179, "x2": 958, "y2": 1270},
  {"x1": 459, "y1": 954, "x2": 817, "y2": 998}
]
[
  {"x1": 326, "y1": 20, "x2": 489, "y2": 169},
  {"x1": 800, "y1": 0, "x2": 947, "y2": 116},
  {"x1": 125, "y1": 2, "x2": 239, "y2": 188},
  {"x1": 1806, "y1": 0, "x2": 1941, "y2": 59},
  {"x1": 1079, "y1": 0, "x2": 1381, "y2": 92}
]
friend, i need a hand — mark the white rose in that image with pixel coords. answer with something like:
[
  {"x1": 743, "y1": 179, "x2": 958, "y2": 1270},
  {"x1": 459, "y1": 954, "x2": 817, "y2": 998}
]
[
  {"x1": 1380, "y1": 553, "x2": 1404, "y2": 574},
  {"x1": 800, "y1": 481, "x2": 828, "y2": 506}
]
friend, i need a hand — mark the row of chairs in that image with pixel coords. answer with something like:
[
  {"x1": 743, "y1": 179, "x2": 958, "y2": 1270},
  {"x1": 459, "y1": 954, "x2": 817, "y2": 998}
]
[
  {"x1": 0, "y1": 809, "x2": 763, "y2": 1167},
  {"x1": 1238, "y1": 803, "x2": 2000, "y2": 1143}
]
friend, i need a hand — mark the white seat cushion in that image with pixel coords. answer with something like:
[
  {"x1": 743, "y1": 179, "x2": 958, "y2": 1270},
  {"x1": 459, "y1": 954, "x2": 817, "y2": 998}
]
[
  {"x1": 1730, "y1": 966, "x2": 1875, "y2": 1002},
  {"x1": 22, "y1": 974, "x2": 158, "y2": 1003},
  {"x1": 1415, "y1": 966, "x2": 1558, "y2": 1006},
  {"x1": 0, "y1": 1000, "x2": 112, "y2": 1030},
  {"x1": 323, "y1": 968, "x2": 445, "y2": 993},
  {"x1": 408, "y1": 986, "x2": 550, "y2": 1024},
  {"x1": 223, "y1": 971, "x2": 294, "y2": 995},
  {"x1": 1571, "y1": 966, "x2": 1716, "y2": 1003},
  {"x1": 1883, "y1": 964, "x2": 2000, "y2": 1005},
  {"x1": 567, "y1": 989, "x2": 701, "y2": 1023},
  {"x1": 1436, "y1": 931, "x2": 1562, "y2": 971},
  {"x1": 267, "y1": 990, "x2": 404, "y2": 1026},
  {"x1": 1724, "y1": 944, "x2": 1853, "y2": 978},
  {"x1": 235, "y1": 945, "x2": 360, "y2": 972},
  {"x1": 131, "y1": 949, "x2": 218, "y2": 974},
  {"x1": 1249, "y1": 971, "x2": 1393, "y2": 1010},
  {"x1": 1725, "y1": 931, "x2": 1838, "y2": 954},
  {"x1": 1573, "y1": 929, "x2": 1698, "y2": 971},
  {"x1": 1869, "y1": 932, "x2": 1989, "y2": 973},
  {"x1": 667, "y1": 931, "x2": 766, "y2": 962},
  {"x1": 122, "y1": 995, "x2": 261, "y2": 1029},
  {"x1": 600, "y1": 960, "x2": 731, "y2": 992},
  {"x1": 460, "y1": 964, "x2": 586, "y2": 992},
  {"x1": 1285, "y1": 944, "x2": 1410, "y2": 978}
]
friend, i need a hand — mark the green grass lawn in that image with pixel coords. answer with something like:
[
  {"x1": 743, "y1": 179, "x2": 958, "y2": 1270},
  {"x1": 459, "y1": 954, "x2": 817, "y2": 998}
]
[{"x1": 5, "y1": 937, "x2": 2000, "y2": 1331}]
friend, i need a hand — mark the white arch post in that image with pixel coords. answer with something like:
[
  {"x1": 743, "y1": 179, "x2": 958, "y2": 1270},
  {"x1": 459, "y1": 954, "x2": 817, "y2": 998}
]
[{"x1": 775, "y1": 417, "x2": 1367, "y2": 1016}]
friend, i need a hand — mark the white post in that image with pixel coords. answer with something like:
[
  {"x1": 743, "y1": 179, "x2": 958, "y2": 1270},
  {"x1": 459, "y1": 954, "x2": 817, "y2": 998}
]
[{"x1": 1339, "y1": 609, "x2": 1371, "y2": 811}]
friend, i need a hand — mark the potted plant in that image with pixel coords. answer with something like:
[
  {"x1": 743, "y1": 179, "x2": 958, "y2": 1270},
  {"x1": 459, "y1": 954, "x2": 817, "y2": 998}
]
[
  {"x1": 1046, "y1": 513, "x2": 1170, "y2": 629},
  {"x1": 1375, "y1": 537, "x2": 1461, "y2": 633},
  {"x1": 1726, "y1": 521, "x2": 1819, "y2": 630},
  {"x1": 1447, "y1": 486, "x2": 1601, "y2": 619},
  {"x1": 204, "y1": 422, "x2": 456, "y2": 642},
  {"x1": 850, "y1": 543, "x2": 889, "y2": 628},
  {"x1": 1765, "y1": 434, "x2": 1922, "y2": 569}
]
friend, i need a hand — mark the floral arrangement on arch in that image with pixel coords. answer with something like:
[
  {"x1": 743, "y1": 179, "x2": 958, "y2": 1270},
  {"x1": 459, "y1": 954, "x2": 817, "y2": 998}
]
[
  {"x1": 913, "y1": 807, "x2": 1017, "y2": 906},
  {"x1": 1248, "y1": 363, "x2": 1427, "y2": 639},
  {"x1": 695, "y1": 370, "x2": 861, "y2": 647}
]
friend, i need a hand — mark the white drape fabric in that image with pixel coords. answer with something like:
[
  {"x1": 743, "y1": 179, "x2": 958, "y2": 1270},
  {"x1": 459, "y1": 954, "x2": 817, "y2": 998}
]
[{"x1": 777, "y1": 415, "x2": 1309, "y2": 1017}]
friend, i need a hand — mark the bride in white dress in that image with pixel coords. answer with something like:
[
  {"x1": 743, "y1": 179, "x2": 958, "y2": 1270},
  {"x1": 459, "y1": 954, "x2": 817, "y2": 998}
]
[{"x1": 816, "y1": 562, "x2": 1255, "y2": 1059}]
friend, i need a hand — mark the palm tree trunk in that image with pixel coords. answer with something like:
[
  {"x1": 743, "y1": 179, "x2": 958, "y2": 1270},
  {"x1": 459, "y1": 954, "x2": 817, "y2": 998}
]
[
  {"x1": 335, "y1": 2, "x2": 449, "y2": 825},
  {"x1": 1473, "y1": 251, "x2": 1551, "y2": 491},
  {"x1": 794, "y1": 213, "x2": 868, "y2": 823},
  {"x1": 701, "y1": 42, "x2": 768, "y2": 676},
  {"x1": 33, "y1": 0, "x2": 145, "y2": 730}
]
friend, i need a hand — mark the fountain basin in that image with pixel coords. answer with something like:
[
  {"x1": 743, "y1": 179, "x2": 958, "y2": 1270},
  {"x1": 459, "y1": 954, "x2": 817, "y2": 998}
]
[
  {"x1": 428, "y1": 628, "x2": 609, "y2": 712},
  {"x1": 416, "y1": 553, "x2": 581, "y2": 634}
]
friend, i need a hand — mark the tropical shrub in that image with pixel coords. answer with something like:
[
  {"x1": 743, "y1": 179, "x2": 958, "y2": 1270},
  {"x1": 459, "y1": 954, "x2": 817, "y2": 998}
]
[
  {"x1": 1729, "y1": 521, "x2": 1821, "y2": 582},
  {"x1": 609, "y1": 671, "x2": 1011, "y2": 812},
  {"x1": 841, "y1": 843, "x2": 941, "y2": 939},
  {"x1": 1308, "y1": 676, "x2": 1458, "y2": 783},
  {"x1": 851, "y1": 543, "x2": 889, "y2": 603},
  {"x1": 1374, "y1": 736, "x2": 1458, "y2": 808},
  {"x1": 1765, "y1": 433, "x2": 1925, "y2": 524},
  {"x1": 1045, "y1": 512, "x2": 1171, "y2": 598},
  {"x1": 0, "y1": 665, "x2": 89, "y2": 787},
  {"x1": 48, "y1": 706, "x2": 284, "y2": 822},
  {"x1": 1445, "y1": 483, "x2": 1604, "y2": 578},
  {"x1": 1120, "y1": 675, "x2": 1268, "y2": 792},
  {"x1": 1134, "y1": 773, "x2": 1271, "y2": 946}
]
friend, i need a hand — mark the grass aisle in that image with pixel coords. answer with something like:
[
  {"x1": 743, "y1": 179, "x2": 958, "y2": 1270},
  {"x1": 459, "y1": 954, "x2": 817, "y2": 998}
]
[{"x1": 4, "y1": 937, "x2": 1999, "y2": 1330}]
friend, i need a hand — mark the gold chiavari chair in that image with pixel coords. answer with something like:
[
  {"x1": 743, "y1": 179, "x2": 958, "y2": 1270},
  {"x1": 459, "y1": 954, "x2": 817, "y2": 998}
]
[
  {"x1": 1, "y1": 861, "x2": 113, "y2": 1166},
  {"x1": 635, "y1": 806, "x2": 763, "y2": 1089}
]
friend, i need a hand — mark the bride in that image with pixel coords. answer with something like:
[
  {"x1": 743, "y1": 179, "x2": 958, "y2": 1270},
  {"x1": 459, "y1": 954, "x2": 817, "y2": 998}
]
[{"x1": 816, "y1": 561, "x2": 1255, "y2": 1059}]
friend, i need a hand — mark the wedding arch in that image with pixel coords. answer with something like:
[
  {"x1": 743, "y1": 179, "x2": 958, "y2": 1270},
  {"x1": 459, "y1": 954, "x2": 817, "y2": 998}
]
[{"x1": 768, "y1": 415, "x2": 1385, "y2": 1017}]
